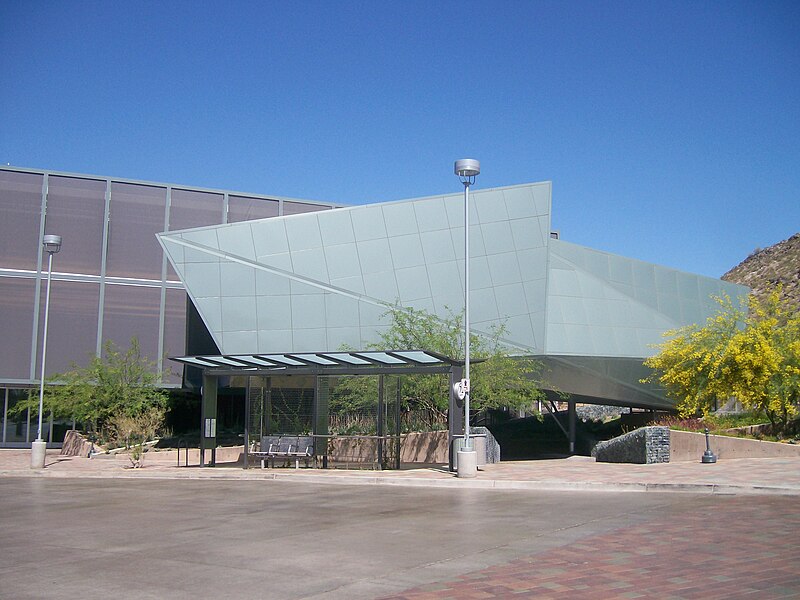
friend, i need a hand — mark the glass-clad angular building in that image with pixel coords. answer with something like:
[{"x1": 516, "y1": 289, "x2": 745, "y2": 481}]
[
  {"x1": 158, "y1": 181, "x2": 748, "y2": 411},
  {"x1": 0, "y1": 165, "x2": 748, "y2": 448}
]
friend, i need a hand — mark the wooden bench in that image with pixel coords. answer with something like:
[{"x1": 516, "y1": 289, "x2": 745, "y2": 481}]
[{"x1": 251, "y1": 435, "x2": 314, "y2": 469}]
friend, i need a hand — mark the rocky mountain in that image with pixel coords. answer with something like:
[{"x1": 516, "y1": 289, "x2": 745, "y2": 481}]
[{"x1": 722, "y1": 233, "x2": 800, "y2": 309}]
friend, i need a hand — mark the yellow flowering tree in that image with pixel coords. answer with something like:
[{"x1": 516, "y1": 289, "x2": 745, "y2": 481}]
[
  {"x1": 644, "y1": 289, "x2": 800, "y2": 434},
  {"x1": 723, "y1": 291, "x2": 800, "y2": 430}
]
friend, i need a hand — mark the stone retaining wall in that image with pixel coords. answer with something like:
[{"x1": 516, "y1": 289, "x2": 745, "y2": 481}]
[
  {"x1": 471, "y1": 427, "x2": 501, "y2": 463},
  {"x1": 592, "y1": 426, "x2": 670, "y2": 464}
]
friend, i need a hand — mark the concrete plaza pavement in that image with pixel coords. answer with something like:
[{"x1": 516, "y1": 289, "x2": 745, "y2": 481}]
[
  {"x1": 1, "y1": 447, "x2": 799, "y2": 496},
  {"x1": 1, "y1": 449, "x2": 800, "y2": 598},
  {"x1": 2, "y1": 476, "x2": 799, "y2": 599}
]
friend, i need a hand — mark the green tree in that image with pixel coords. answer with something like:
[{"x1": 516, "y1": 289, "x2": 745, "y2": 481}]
[
  {"x1": 334, "y1": 306, "x2": 546, "y2": 423},
  {"x1": 644, "y1": 289, "x2": 800, "y2": 433},
  {"x1": 18, "y1": 337, "x2": 168, "y2": 440}
]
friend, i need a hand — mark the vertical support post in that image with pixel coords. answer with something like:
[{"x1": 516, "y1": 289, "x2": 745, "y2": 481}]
[
  {"x1": 1, "y1": 389, "x2": 7, "y2": 444},
  {"x1": 395, "y1": 376, "x2": 401, "y2": 470},
  {"x1": 243, "y1": 376, "x2": 250, "y2": 469},
  {"x1": 2, "y1": 388, "x2": 8, "y2": 444},
  {"x1": 448, "y1": 366, "x2": 464, "y2": 472},
  {"x1": 200, "y1": 372, "x2": 218, "y2": 467},
  {"x1": 377, "y1": 375, "x2": 385, "y2": 470},
  {"x1": 264, "y1": 377, "x2": 271, "y2": 436},
  {"x1": 568, "y1": 399, "x2": 576, "y2": 455},
  {"x1": 314, "y1": 376, "x2": 329, "y2": 469}
]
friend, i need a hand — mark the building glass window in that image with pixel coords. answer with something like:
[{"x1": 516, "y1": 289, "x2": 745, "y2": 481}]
[
  {"x1": 283, "y1": 201, "x2": 333, "y2": 216},
  {"x1": 0, "y1": 277, "x2": 36, "y2": 379},
  {"x1": 101, "y1": 284, "x2": 161, "y2": 365},
  {"x1": 3, "y1": 389, "x2": 35, "y2": 443},
  {"x1": 35, "y1": 280, "x2": 100, "y2": 376},
  {"x1": 163, "y1": 288, "x2": 187, "y2": 384},
  {"x1": 228, "y1": 195, "x2": 279, "y2": 223},
  {"x1": 106, "y1": 183, "x2": 167, "y2": 280},
  {"x1": 0, "y1": 170, "x2": 44, "y2": 271},
  {"x1": 44, "y1": 176, "x2": 106, "y2": 276},
  {"x1": 169, "y1": 189, "x2": 224, "y2": 230}
]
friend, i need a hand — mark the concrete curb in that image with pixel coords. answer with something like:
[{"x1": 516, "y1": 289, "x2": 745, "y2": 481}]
[{"x1": 2, "y1": 468, "x2": 799, "y2": 496}]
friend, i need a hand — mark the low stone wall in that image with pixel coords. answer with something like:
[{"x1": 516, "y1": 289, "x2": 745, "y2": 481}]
[
  {"x1": 593, "y1": 426, "x2": 670, "y2": 464},
  {"x1": 327, "y1": 437, "x2": 379, "y2": 463},
  {"x1": 325, "y1": 431, "x2": 451, "y2": 464},
  {"x1": 400, "y1": 431, "x2": 448, "y2": 463},
  {"x1": 669, "y1": 430, "x2": 800, "y2": 462}
]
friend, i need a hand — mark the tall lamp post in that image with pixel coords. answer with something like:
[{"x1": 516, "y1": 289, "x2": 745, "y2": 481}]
[
  {"x1": 454, "y1": 159, "x2": 480, "y2": 478},
  {"x1": 31, "y1": 234, "x2": 62, "y2": 469}
]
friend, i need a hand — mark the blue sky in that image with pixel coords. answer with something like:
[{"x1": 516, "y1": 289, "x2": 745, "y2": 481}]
[{"x1": 1, "y1": 1, "x2": 798, "y2": 278}]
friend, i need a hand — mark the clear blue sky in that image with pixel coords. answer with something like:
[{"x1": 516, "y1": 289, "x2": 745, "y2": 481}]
[{"x1": 2, "y1": 1, "x2": 798, "y2": 278}]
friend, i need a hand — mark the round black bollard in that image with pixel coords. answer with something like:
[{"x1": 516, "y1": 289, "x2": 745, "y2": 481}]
[{"x1": 701, "y1": 427, "x2": 717, "y2": 463}]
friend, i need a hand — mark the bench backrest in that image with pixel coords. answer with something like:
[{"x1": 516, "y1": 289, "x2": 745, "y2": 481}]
[
  {"x1": 261, "y1": 435, "x2": 282, "y2": 452},
  {"x1": 260, "y1": 435, "x2": 314, "y2": 455}
]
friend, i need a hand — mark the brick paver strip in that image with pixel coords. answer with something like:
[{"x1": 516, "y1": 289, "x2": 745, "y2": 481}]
[{"x1": 381, "y1": 495, "x2": 800, "y2": 599}]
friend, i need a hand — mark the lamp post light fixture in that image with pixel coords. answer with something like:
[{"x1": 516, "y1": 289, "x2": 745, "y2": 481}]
[
  {"x1": 454, "y1": 159, "x2": 480, "y2": 478},
  {"x1": 31, "y1": 234, "x2": 62, "y2": 469}
]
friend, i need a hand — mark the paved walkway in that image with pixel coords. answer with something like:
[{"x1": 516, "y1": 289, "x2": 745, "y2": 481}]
[
  {"x1": 4, "y1": 450, "x2": 800, "y2": 599},
  {"x1": 380, "y1": 494, "x2": 800, "y2": 599},
  {"x1": 2, "y1": 448, "x2": 799, "y2": 495}
]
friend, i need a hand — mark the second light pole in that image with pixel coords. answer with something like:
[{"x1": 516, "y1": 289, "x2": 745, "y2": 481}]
[
  {"x1": 454, "y1": 158, "x2": 480, "y2": 478},
  {"x1": 31, "y1": 234, "x2": 62, "y2": 469}
]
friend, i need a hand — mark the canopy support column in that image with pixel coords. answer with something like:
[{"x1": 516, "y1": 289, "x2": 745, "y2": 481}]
[
  {"x1": 200, "y1": 373, "x2": 218, "y2": 467},
  {"x1": 244, "y1": 376, "x2": 251, "y2": 469},
  {"x1": 377, "y1": 375, "x2": 385, "y2": 470},
  {"x1": 568, "y1": 399, "x2": 576, "y2": 455},
  {"x1": 448, "y1": 366, "x2": 463, "y2": 472}
]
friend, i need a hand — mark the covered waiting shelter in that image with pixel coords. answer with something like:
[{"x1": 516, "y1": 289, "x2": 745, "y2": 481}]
[{"x1": 169, "y1": 350, "x2": 468, "y2": 469}]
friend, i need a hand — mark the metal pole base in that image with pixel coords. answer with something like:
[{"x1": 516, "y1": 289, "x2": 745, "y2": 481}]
[
  {"x1": 457, "y1": 449, "x2": 478, "y2": 478},
  {"x1": 30, "y1": 440, "x2": 47, "y2": 469},
  {"x1": 701, "y1": 451, "x2": 717, "y2": 464}
]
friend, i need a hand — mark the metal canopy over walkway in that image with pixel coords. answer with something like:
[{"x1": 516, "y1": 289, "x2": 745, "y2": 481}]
[{"x1": 169, "y1": 350, "x2": 469, "y2": 470}]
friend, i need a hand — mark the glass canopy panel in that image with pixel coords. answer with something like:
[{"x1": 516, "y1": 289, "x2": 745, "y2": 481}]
[
  {"x1": 177, "y1": 357, "x2": 222, "y2": 367},
  {"x1": 229, "y1": 356, "x2": 281, "y2": 367},
  {"x1": 390, "y1": 351, "x2": 442, "y2": 364},
  {"x1": 289, "y1": 353, "x2": 338, "y2": 365},
  {"x1": 199, "y1": 356, "x2": 250, "y2": 367},
  {"x1": 320, "y1": 353, "x2": 372, "y2": 365},
  {"x1": 355, "y1": 352, "x2": 406, "y2": 364},
  {"x1": 0, "y1": 170, "x2": 43, "y2": 271},
  {"x1": 258, "y1": 354, "x2": 306, "y2": 366}
]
